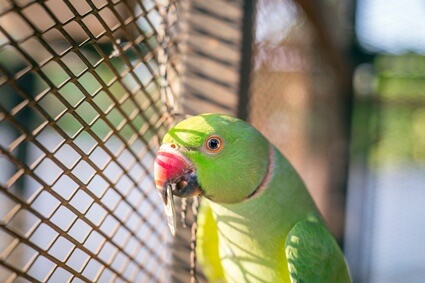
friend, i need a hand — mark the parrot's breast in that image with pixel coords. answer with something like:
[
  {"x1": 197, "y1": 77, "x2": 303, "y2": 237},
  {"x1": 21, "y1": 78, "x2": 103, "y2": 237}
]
[
  {"x1": 207, "y1": 149, "x2": 320, "y2": 283},
  {"x1": 214, "y1": 212, "x2": 290, "y2": 283}
]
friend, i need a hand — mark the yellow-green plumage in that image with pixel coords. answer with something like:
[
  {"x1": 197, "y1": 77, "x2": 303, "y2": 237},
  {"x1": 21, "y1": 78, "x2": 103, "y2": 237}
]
[
  {"x1": 196, "y1": 201, "x2": 225, "y2": 282},
  {"x1": 162, "y1": 114, "x2": 351, "y2": 283}
]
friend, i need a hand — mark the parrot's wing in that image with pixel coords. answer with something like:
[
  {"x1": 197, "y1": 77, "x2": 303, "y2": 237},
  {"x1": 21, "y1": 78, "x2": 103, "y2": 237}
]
[
  {"x1": 285, "y1": 219, "x2": 351, "y2": 283},
  {"x1": 196, "y1": 200, "x2": 226, "y2": 283}
]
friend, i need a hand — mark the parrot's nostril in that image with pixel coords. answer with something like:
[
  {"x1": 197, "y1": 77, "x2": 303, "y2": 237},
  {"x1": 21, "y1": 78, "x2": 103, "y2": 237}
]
[{"x1": 170, "y1": 144, "x2": 176, "y2": 149}]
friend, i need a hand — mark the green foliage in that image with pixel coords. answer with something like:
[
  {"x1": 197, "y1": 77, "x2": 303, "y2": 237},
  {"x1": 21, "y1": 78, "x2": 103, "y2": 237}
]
[{"x1": 352, "y1": 53, "x2": 425, "y2": 168}]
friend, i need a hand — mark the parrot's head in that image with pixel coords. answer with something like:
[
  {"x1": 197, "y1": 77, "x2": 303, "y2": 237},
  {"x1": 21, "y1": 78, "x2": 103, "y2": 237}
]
[{"x1": 154, "y1": 113, "x2": 270, "y2": 204}]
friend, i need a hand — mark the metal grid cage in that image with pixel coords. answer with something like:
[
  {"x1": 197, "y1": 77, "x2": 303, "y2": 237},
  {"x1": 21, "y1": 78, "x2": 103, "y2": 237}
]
[
  {"x1": 0, "y1": 0, "x2": 181, "y2": 282},
  {"x1": 248, "y1": 0, "x2": 352, "y2": 241},
  {"x1": 2, "y1": 0, "x2": 388, "y2": 282}
]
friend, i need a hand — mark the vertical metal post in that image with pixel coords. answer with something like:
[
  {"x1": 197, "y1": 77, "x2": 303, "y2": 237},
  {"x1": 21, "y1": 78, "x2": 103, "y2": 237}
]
[
  {"x1": 237, "y1": 0, "x2": 256, "y2": 121},
  {"x1": 344, "y1": 1, "x2": 377, "y2": 281}
]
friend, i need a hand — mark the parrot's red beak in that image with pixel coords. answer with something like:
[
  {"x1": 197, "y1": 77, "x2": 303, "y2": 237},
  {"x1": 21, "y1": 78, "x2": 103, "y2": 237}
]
[{"x1": 154, "y1": 144, "x2": 202, "y2": 203}]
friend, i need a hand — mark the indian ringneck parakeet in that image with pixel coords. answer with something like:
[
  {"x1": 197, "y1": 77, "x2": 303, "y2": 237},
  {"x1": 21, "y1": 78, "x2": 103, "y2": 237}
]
[{"x1": 154, "y1": 114, "x2": 351, "y2": 283}]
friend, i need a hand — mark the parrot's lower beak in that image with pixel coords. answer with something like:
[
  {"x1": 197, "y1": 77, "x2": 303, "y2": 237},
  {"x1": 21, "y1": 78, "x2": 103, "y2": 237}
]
[{"x1": 154, "y1": 144, "x2": 202, "y2": 203}]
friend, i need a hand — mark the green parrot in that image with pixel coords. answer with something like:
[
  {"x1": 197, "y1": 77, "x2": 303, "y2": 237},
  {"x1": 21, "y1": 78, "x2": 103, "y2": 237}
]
[{"x1": 154, "y1": 113, "x2": 351, "y2": 283}]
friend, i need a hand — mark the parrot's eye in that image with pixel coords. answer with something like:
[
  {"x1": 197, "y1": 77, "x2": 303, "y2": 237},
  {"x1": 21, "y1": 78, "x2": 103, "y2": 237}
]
[{"x1": 205, "y1": 136, "x2": 223, "y2": 153}]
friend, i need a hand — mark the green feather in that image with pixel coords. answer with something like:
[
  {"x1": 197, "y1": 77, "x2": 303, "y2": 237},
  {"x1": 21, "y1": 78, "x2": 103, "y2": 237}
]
[
  {"x1": 285, "y1": 219, "x2": 351, "y2": 283},
  {"x1": 196, "y1": 200, "x2": 226, "y2": 282},
  {"x1": 164, "y1": 114, "x2": 269, "y2": 204},
  {"x1": 162, "y1": 114, "x2": 351, "y2": 283}
]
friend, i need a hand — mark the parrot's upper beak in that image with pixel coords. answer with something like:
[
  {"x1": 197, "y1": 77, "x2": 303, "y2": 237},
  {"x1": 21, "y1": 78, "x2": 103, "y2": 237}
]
[{"x1": 154, "y1": 143, "x2": 202, "y2": 203}]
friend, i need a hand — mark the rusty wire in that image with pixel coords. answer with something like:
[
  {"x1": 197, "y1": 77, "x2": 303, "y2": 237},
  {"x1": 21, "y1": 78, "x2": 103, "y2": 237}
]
[{"x1": 0, "y1": 0, "x2": 181, "y2": 282}]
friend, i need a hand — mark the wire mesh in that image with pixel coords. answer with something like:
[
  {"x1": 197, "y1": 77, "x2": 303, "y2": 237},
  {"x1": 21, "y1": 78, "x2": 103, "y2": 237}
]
[
  {"x1": 0, "y1": 0, "x2": 182, "y2": 282},
  {"x1": 248, "y1": 0, "x2": 352, "y2": 240},
  {"x1": 167, "y1": 1, "x2": 248, "y2": 282},
  {"x1": 181, "y1": 0, "x2": 244, "y2": 116},
  {"x1": 0, "y1": 0, "x2": 370, "y2": 282}
]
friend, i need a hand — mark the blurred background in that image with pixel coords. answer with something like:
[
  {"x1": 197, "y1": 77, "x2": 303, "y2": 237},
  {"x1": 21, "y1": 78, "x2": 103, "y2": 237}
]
[{"x1": 0, "y1": 0, "x2": 424, "y2": 282}]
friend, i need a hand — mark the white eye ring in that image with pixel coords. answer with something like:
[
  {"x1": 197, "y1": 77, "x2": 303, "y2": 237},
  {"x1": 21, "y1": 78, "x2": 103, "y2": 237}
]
[{"x1": 205, "y1": 136, "x2": 223, "y2": 152}]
